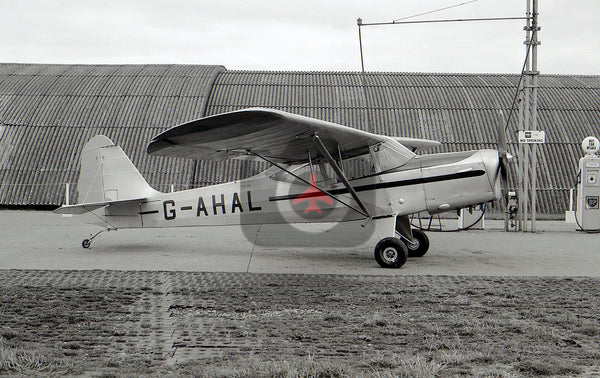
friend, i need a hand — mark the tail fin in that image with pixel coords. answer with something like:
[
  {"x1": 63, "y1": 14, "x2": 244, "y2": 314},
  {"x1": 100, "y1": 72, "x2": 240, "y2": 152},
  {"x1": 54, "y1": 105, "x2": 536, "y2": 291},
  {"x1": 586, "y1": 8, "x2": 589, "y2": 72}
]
[{"x1": 77, "y1": 135, "x2": 159, "y2": 204}]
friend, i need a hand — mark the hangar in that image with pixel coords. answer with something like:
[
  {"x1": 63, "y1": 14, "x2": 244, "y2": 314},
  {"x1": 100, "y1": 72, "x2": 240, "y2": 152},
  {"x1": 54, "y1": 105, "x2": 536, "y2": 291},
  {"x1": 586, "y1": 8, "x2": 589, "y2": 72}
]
[{"x1": 0, "y1": 63, "x2": 598, "y2": 215}]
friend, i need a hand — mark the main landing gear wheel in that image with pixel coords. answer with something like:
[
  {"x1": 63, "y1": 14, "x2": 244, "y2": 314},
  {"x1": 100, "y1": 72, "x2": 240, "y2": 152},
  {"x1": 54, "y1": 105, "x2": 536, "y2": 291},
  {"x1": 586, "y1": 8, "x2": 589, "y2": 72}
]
[
  {"x1": 406, "y1": 229, "x2": 430, "y2": 257},
  {"x1": 374, "y1": 237, "x2": 408, "y2": 269}
]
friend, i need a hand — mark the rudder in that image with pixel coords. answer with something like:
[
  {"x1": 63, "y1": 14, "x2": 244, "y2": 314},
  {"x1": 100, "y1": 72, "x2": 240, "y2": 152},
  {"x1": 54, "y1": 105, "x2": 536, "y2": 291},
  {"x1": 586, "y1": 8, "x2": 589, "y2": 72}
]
[{"x1": 77, "y1": 135, "x2": 159, "y2": 204}]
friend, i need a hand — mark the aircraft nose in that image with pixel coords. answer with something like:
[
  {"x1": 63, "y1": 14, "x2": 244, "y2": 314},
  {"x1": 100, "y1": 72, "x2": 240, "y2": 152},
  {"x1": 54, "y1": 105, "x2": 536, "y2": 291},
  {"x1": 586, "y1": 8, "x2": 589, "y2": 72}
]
[{"x1": 480, "y1": 150, "x2": 503, "y2": 200}]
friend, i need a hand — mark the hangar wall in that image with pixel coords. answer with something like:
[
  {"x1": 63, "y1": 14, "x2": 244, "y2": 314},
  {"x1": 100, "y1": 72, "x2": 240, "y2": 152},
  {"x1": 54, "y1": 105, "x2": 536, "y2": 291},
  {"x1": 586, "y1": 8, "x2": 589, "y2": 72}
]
[
  {"x1": 0, "y1": 63, "x2": 225, "y2": 205},
  {"x1": 0, "y1": 63, "x2": 599, "y2": 214}
]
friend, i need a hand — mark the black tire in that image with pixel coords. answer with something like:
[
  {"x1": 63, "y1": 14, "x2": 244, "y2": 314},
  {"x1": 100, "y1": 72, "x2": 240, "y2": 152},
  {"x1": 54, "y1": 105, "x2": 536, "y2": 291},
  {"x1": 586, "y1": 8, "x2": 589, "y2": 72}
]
[
  {"x1": 374, "y1": 237, "x2": 408, "y2": 268},
  {"x1": 82, "y1": 239, "x2": 91, "y2": 249},
  {"x1": 406, "y1": 229, "x2": 430, "y2": 257}
]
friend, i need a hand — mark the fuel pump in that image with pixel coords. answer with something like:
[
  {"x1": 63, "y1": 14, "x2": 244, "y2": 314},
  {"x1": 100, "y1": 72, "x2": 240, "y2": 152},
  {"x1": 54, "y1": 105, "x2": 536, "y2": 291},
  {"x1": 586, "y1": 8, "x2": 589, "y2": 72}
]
[
  {"x1": 505, "y1": 191, "x2": 518, "y2": 231},
  {"x1": 575, "y1": 136, "x2": 600, "y2": 231}
]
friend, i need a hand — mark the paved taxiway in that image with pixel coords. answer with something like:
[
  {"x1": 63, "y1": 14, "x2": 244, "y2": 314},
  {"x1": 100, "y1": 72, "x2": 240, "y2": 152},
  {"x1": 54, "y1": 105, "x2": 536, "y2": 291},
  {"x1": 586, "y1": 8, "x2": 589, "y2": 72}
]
[{"x1": 1, "y1": 210, "x2": 598, "y2": 276}]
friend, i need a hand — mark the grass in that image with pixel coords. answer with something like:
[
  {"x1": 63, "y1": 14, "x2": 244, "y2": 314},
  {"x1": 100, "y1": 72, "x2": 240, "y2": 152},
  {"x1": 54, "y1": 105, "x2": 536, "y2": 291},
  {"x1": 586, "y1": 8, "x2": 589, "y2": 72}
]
[
  {"x1": 0, "y1": 271, "x2": 599, "y2": 376},
  {"x1": 0, "y1": 339, "x2": 77, "y2": 375},
  {"x1": 180, "y1": 355, "x2": 352, "y2": 377}
]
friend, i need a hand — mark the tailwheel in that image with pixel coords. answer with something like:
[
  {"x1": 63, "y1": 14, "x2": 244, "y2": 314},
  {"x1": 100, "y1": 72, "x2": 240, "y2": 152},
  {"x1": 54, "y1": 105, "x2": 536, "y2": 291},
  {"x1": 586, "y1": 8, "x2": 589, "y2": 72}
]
[
  {"x1": 374, "y1": 237, "x2": 408, "y2": 269},
  {"x1": 80, "y1": 229, "x2": 108, "y2": 249},
  {"x1": 406, "y1": 229, "x2": 430, "y2": 257}
]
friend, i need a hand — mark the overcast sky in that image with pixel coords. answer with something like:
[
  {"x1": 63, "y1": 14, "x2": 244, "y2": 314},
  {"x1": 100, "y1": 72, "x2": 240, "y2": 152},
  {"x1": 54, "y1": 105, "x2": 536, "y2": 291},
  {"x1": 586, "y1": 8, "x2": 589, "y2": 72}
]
[{"x1": 2, "y1": 0, "x2": 598, "y2": 74}]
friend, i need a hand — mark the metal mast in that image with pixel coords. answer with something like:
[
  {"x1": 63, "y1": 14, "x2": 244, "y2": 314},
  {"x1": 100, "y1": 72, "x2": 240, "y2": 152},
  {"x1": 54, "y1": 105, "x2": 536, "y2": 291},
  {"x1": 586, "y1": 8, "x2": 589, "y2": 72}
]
[{"x1": 518, "y1": 0, "x2": 540, "y2": 232}]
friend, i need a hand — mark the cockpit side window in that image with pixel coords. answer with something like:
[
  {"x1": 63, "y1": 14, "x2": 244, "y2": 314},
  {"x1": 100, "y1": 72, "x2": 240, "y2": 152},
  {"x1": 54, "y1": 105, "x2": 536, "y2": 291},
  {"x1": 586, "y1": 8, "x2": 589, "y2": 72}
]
[
  {"x1": 269, "y1": 163, "x2": 335, "y2": 187},
  {"x1": 269, "y1": 155, "x2": 376, "y2": 185}
]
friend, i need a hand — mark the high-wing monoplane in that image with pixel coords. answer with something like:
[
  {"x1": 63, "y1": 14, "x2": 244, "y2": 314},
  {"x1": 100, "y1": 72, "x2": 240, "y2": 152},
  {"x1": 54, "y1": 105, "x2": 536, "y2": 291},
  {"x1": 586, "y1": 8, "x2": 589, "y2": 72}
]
[{"x1": 55, "y1": 108, "x2": 508, "y2": 268}]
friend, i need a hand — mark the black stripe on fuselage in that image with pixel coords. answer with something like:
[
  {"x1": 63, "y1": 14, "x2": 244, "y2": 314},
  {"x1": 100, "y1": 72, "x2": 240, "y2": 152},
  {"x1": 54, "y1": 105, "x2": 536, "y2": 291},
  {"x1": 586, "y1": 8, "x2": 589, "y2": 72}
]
[
  {"x1": 139, "y1": 210, "x2": 159, "y2": 215},
  {"x1": 268, "y1": 169, "x2": 486, "y2": 202}
]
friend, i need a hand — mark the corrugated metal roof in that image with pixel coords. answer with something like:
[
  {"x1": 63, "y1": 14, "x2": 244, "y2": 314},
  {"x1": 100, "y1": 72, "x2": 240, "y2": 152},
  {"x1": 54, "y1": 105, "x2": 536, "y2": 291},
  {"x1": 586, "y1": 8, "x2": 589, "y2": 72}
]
[
  {"x1": 0, "y1": 63, "x2": 225, "y2": 205},
  {"x1": 0, "y1": 64, "x2": 598, "y2": 214}
]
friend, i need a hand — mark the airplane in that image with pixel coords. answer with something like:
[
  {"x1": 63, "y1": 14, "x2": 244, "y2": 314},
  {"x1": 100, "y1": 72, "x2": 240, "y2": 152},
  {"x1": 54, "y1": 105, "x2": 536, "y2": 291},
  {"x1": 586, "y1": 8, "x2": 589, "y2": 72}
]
[{"x1": 54, "y1": 107, "x2": 509, "y2": 268}]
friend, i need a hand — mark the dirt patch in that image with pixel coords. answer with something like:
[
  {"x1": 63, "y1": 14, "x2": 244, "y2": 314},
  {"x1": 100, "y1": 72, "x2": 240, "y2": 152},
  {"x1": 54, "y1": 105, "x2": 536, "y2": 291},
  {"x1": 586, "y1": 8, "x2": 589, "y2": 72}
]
[{"x1": 1, "y1": 270, "x2": 599, "y2": 376}]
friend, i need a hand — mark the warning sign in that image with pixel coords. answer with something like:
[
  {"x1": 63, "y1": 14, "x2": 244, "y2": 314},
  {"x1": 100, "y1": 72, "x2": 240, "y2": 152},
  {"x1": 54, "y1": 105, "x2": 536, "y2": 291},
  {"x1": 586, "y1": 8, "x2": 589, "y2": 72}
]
[{"x1": 518, "y1": 130, "x2": 546, "y2": 144}]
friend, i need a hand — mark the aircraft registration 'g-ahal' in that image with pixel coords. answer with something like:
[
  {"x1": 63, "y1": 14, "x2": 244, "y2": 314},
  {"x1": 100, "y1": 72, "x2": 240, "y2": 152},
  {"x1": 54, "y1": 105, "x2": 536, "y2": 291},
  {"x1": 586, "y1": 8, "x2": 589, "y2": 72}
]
[{"x1": 55, "y1": 108, "x2": 509, "y2": 268}]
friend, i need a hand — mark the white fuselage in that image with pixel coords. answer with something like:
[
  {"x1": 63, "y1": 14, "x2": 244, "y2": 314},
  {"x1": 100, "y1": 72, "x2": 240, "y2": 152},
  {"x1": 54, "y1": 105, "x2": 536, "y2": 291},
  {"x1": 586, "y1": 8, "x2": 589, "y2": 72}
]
[{"x1": 97, "y1": 149, "x2": 501, "y2": 230}]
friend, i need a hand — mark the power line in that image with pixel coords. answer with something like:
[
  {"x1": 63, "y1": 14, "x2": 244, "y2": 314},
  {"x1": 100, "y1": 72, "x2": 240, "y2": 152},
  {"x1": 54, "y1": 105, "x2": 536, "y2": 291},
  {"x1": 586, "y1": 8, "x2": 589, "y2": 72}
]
[
  {"x1": 504, "y1": 28, "x2": 537, "y2": 133},
  {"x1": 393, "y1": 0, "x2": 480, "y2": 22}
]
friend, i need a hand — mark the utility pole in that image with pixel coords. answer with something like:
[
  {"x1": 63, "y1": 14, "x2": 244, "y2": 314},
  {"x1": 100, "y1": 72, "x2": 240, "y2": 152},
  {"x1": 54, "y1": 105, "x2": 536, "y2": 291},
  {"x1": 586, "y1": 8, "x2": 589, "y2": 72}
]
[
  {"x1": 357, "y1": 4, "x2": 538, "y2": 230},
  {"x1": 357, "y1": 17, "x2": 374, "y2": 134},
  {"x1": 357, "y1": 18, "x2": 365, "y2": 73},
  {"x1": 518, "y1": 0, "x2": 540, "y2": 232}
]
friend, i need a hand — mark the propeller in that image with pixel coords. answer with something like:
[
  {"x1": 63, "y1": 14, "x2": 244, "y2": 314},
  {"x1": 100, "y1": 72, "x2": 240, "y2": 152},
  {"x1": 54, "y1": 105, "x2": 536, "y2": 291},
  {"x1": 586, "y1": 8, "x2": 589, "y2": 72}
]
[{"x1": 495, "y1": 117, "x2": 510, "y2": 208}]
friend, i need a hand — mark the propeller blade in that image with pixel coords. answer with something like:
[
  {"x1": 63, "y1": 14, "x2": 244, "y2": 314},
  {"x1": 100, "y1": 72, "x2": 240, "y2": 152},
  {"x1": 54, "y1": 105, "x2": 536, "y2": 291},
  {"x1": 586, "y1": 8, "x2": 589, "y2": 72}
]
[
  {"x1": 496, "y1": 114, "x2": 509, "y2": 204},
  {"x1": 496, "y1": 116, "x2": 507, "y2": 155},
  {"x1": 499, "y1": 154, "x2": 509, "y2": 203}
]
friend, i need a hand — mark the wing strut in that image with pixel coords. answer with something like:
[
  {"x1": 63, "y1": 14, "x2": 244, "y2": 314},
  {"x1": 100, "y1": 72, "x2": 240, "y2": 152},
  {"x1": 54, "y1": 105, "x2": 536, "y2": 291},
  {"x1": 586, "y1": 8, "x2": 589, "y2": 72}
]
[
  {"x1": 248, "y1": 150, "x2": 370, "y2": 218},
  {"x1": 311, "y1": 134, "x2": 371, "y2": 219}
]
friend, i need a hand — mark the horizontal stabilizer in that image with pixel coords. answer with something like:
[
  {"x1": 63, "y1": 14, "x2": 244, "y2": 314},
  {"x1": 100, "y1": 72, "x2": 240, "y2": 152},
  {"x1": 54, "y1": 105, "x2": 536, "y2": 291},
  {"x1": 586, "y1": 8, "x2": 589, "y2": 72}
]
[{"x1": 53, "y1": 198, "x2": 146, "y2": 215}]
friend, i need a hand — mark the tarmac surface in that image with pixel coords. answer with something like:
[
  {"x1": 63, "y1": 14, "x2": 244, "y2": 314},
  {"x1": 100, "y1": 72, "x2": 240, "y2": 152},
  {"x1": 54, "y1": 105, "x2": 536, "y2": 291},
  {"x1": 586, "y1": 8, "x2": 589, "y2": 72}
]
[{"x1": 1, "y1": 210, "x2": 599, "y2": 276}]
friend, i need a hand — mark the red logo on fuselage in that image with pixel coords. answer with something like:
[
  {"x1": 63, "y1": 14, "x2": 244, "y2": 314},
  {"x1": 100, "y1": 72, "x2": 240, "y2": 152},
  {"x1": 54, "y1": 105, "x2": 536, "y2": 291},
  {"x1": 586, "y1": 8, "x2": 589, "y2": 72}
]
[{"x1": 292, "y1": 173, "x2": 334, "y2": 213}]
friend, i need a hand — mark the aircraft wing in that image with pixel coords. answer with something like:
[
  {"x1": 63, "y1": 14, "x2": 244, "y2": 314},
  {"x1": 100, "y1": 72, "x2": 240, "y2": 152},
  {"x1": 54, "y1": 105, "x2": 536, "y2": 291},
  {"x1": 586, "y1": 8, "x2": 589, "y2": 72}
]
[
  {"x1": 147, "y1": 108, "x2": 423, "y2": 164},
  {"x1": 53, "y1": 198, "x2": 146, "y2": 215}
]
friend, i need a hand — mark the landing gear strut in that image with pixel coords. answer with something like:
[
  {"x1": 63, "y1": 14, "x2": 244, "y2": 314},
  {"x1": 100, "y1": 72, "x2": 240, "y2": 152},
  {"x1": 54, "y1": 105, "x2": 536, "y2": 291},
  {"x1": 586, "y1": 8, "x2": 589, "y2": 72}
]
[{"x1": 395, "y1": 215, "x2": 430, "y2": 258}]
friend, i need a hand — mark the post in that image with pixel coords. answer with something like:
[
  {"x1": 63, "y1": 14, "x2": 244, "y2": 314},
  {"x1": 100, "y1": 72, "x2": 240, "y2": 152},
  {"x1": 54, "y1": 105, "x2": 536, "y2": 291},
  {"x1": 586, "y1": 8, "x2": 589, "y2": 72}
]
[
  {"x1": 517, "y1": 91, "x2": 524, "y2": 231},
  {"x1": 569, "y1": 188, "x2": 574, "y2": 211},
  {"x1": 519, "y1": 0, "x2": 540, "y2": 233},
  {"x1": 65, "y1": 183, "x2": 70, "y2": 205},
  {"x1": 522, "y1": 0, "x2": 532, "y2": 232},
  {"x1": 357, "y1": 18, "x2": 365, "y2": 73},
  {"x1": 530, "y1": 0, "x2": 539, "y2": 232},
  {"x1": 357, "y1": 17, "x2": 373, "y2": 134}
]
